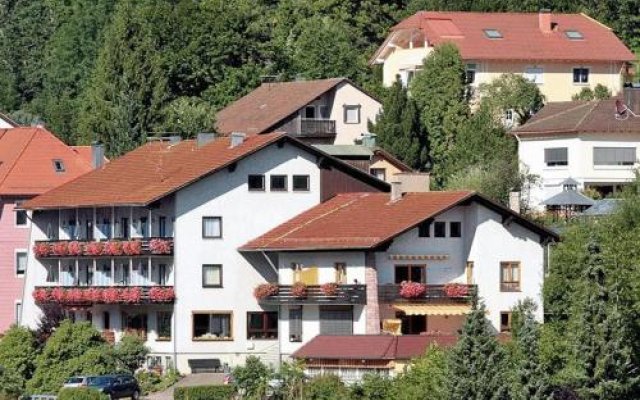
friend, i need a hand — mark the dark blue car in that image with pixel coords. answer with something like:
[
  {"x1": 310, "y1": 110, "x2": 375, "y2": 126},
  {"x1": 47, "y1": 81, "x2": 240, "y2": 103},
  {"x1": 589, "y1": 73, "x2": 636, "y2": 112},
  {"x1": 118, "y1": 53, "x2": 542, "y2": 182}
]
[{"x1": 86, "y1": 374, "x2": 140, "y2": 400}]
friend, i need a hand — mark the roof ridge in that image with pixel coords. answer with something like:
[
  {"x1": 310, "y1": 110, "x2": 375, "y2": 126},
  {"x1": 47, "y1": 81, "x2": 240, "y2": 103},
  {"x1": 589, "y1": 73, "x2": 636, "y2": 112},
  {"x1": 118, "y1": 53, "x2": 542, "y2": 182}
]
[
  {"x1": 521, "y1": 102, "x2": 593, "y2": 129},
  {"x1": 574, "y1": 100, "x2": 600, "y2": 130},
  {"x1": 0, "y1": 127, "x2": 37, "y2": 189}
]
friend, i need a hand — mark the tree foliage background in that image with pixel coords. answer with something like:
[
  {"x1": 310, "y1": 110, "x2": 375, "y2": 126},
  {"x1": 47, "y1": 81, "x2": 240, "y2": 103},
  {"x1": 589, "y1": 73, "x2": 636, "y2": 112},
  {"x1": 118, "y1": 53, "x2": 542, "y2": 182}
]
[{"x1": 0, "y1": 0, "x2": 637, "y2": 157}]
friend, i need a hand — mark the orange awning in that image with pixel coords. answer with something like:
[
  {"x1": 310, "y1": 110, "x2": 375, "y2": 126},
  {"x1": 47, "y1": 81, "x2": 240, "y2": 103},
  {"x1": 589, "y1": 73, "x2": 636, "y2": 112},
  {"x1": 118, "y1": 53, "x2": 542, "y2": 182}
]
[{"x1": 393, "y1": 303, "x2": 471, "y2": 316}]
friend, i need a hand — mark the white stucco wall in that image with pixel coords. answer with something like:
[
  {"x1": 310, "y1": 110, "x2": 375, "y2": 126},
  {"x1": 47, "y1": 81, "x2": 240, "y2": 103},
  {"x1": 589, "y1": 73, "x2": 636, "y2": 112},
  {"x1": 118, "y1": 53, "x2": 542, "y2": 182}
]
[{"x1": 330, "y1": 82, "x2": 382, "y2": 145}]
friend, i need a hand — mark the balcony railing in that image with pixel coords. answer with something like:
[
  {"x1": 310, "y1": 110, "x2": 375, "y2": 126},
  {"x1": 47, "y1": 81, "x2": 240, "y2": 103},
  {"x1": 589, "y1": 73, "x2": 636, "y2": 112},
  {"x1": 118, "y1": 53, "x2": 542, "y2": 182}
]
[
  {"x1": 378, "y1": 284, "x2": 477, "y2": 303},
  {"x1": 33, "y1": 237, "x2": 173, "y2": 258},
  {"x1": 257, "y1": 284, "x2": 366, "y2": 305},
  {"x1": 299, "y1": 119, "x2": 336, "y2": 136},
  {"x1": 33, "y1": 285, "x2": 175, "y2": 306}
]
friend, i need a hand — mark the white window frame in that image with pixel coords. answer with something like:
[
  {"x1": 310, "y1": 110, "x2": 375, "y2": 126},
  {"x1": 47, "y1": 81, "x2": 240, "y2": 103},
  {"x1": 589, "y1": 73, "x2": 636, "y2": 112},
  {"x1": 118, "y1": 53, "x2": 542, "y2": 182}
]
[
  {"x1": 572, "y1": 66, "x2": 590, "y2": 85},
  {"x1": 524, "y1": 67, "x2": 544, "y2": 85},
  {"x1": 15, "y1": 249, "x2": 27, "y2": 277}
]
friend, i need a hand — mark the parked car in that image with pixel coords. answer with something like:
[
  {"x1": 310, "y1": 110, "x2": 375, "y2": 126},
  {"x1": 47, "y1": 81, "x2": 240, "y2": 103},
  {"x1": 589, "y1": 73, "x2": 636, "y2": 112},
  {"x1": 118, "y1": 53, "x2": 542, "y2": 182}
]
[
  {"x1": 63, "y1": 376, "x2": 97, "y2": 388},
  {"x1": 85, "y1": 374, "x2": 140, "y2": 400}
]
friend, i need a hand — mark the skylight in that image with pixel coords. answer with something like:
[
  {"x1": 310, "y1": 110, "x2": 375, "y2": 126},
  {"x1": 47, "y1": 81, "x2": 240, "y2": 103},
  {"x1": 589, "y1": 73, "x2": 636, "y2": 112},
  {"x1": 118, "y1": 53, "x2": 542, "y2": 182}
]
[
  {"x1": 565, "y1": 30, "x2": 584, "y2": 40},
  {"x1": 483, "y1": 29, "x2": 503, "y2": 39}
]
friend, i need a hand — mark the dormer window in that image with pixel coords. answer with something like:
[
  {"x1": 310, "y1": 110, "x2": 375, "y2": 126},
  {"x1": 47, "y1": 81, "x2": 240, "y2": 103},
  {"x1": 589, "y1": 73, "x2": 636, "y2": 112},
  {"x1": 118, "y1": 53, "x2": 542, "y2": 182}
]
[
  {"x1": 483, "y1": 29, "x2": 502, "y2": 39},
  {"x1": 52, "y1": 159, "x2": 65, "y2": 173},
  {"x1": 565, "y1": 30, "x2": 583, "y2": 40}
]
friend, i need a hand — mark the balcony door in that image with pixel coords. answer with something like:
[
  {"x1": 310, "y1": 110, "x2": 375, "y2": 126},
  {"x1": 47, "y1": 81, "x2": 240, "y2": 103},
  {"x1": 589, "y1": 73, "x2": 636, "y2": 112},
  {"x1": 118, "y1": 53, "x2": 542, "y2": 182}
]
[
  {"x1": 394, "y1": 265, "x2": 426, "y2": 284},
  {"x1": 397, "y1": 313, "x2": 426, "y2": 335}
]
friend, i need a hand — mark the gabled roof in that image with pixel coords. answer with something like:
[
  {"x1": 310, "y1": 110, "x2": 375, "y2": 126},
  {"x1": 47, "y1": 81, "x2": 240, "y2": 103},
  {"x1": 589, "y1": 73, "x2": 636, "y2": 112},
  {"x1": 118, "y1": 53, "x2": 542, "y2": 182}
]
[
  {"x1": 373, "y1": 12, "x2": 634, "y2": 63},
  {"x1": 313, "y1": 145, "x2": 413, "y2": 172},
  {"x1": 292, "y1": 334, "x2": 457, "y2": 360},
  {"x1": 241, "y1": 191, "x2": 557, "y2": 251},
  {"x1": 23, "y1": 133, "x2": 389, "y2": 210},
  {"x1": 216, "y1": 78, "x2": 376, "y2": 136},
  {"x1": 513, "y1": 99, "x2": 640, "y2": 137},
  {"x1": 0, "y1": 127, "x2": 94, "y2": 196}
]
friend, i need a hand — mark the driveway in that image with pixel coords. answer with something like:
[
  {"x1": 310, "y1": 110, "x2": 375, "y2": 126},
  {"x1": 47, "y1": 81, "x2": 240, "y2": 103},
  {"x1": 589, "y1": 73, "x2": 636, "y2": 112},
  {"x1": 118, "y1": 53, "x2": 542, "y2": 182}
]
[{"x1": 144, "y1": 373, "x2": 225, "y2": 400}]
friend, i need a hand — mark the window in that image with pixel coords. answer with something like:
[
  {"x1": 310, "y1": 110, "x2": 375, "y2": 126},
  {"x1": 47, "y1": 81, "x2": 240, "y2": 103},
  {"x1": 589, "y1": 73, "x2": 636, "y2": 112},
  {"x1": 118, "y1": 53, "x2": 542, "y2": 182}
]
[
  {"x1": 593, "y1": 147, "x2": 636, "y2": 166},
  {"x1": 45, "y1": 264, "x2": 59, "y2": 283},
  {"x1": 103, "y1": 311, "x2": 111, "y2": 330},
  {"x1": 289, "y1": 307, "x2": 303, "y2": 342},
  {"x1": 270, "y1": 175, "x2": 287, "y2": 191},
  {"x1": 450, "y1": 222, "x2": 461, "y2": 238},
  {"x1": 193, "y1": 312, "x2": 232, "y2": 340},
  {"x1": 335, "y1": 262, "x2": 347, "y2": 284},
  {"x1": 292, "y1": 175, "x2": 310, "y2": 191},
  {"x1": 202, "y1": 265, "x2": 222, "y2": 288},
  {"x1": 500, "y1": 312, "x2": 512, "y2": 333},
  {"x1": 370, "y1": 168, "x2": 386, "y2": 181},
  {"x1": 500, "y1": 262, "x2": 521, "y2": 292},
  {"x1": 465, "y1": 63, "x2": 477, "y2": 84},
  {"x1": 16, "y1": 251, "x2": 26, "y2": 275},
  {"x1": 15, "y1": 302, "x2": 21, "y2": 323},
  {"x1": 248, "y1": 174, "x2": 265, "y2": 191},
  {"x1": 247, "y1": 312, "x2": 278, "y2": 339},
  {"x1": 573, "y1": 67, "x2": 589, "y2": 84},
  {"x1": 504, "y1": 109, "x2": 514, "y2": 123},
  {"x1": 318, "y1": 105, "x2": 330, "y2": 119},
  {"x1": 202, "y1": 217, "x2": 222, "y2": 238},
  {"x1": 344, "y1": 105, "x2": 361, "y2": 124},
  {"x1": 304, "y1": 106, "x2": 316, "y2": 119},
  {"x1": 158, "y1": 216, "x2": 167, "y2": 237},
  {"x1": 544, "y1": 147, "x2": 568, "y2": 167},
  {"x1": 319, "y1": 306, "x2": 353, "y2": 335},
  {"x1": 397, "y1": 313, "x2": 426, "y2": 335},
  {"x1": 52, "y1": 159, "x2": 65, "y2": 172},
  {"x1": 565, "y1": 30, "x2": 583, "y2": 40},
  {"x1": 157, "y1": 311, "x2": 172, "y2": 340},
  {"x1": 394, "y1": 265, "x2": 425, "y2": 284},
  {"x1": 418, "y1": 221, "x2": 431, "y2": 237},
  {"x1": 483, "y1": 29, "x2": 502, "y2": 39},
  {"x1": 15, "y1": 202, "x2": 27, "y2": 226},
  {"x1": 434, "y1": 221, "x2": 446, "y2": 238},
  {"x1": 524, "y1": 68, "x2": 543, "y2": 84}
]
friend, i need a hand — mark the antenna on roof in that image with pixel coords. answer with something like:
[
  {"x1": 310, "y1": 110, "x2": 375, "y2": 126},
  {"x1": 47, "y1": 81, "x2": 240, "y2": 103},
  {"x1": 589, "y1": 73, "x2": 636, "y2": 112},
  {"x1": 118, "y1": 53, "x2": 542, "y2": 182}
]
[{"x1": 615, "y1": 99, "x2": 639, "y2": 120}]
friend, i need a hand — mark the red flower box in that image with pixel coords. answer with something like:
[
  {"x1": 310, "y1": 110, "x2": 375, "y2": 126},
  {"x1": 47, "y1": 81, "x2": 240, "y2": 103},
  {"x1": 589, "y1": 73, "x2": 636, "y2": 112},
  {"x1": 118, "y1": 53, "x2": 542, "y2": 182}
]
[
  {"x1": 149, "y1": 239, "x2": 172, "y2": 254},
  {"x1": 123, "y1": 241, "x2": 142, "y2": 256},
  {"x1": 102, "y1": 287, "x2": 120, "y2": 303},
  {"x1": 85, "y1": 242, "x2": 104, "y2": 256},
  {"x1": 52, "y1": 242, "x2": 69, "y2": 256},
  {"x1": 50, "y1": 287, "x2": 65, "y2": 302},
  {"x1": 104, "y1": 241, "x2": 123, "y2": 256},
  {"x1": 65, "y1": 288, "x2": 84, "y2": 303},
  {"x1": 67, "y1": 241, "x2": 84, "y2": 256},
  {"x1": 149, "y1": 287, "x2": 175, "y2": 302},
  {"x1": 33, "y1": 243, "x2": 51, "y2": 257},
  {"x1": 33, "y1": 288, "x2": 49, "y2": 303},
  {"x1": 85, "y1": 287, "x2": 103, "y2": 302},
  {"x1": 320, "y1": 282, "x2": 338, "y2": 296},
  {"x1": 291, "y1": 282, "x2": 307, "y2": 298},
  {"x1": 443, "y1": 283, "x2": 469, "y2": 298},
  {"x1": 399, "y1": 281, "x2": 426, "y2": 299},
  {"x1": 253, "y1": 283, "x2": 279, "y2": 300},
  {"x1": 120, "y1": 287, "x2": 142, "y2": 303}
]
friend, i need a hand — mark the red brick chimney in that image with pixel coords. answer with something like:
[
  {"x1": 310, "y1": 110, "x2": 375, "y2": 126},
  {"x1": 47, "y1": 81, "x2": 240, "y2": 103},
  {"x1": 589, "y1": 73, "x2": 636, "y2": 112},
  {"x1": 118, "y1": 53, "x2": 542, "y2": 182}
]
[{"x1": 539, "y1": 9, "x2": 552, "y2": 34}]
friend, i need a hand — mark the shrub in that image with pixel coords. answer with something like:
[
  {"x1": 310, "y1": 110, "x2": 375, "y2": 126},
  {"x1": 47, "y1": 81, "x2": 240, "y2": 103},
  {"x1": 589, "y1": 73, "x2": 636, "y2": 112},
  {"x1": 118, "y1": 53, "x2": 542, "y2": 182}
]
[
  {"x1": 173, "y1": 385, "x2": 235, "y2": 400},
  {"x1": 304, "y1": 375, "x2": 349, "y2": 400},
  {"x1": 58, "y1": 388, "x2": 109, "y2": 400},
  {"x1": 350, "y1": 373, "x2": 393, "y2": 400},
  {"x1": 113, "y1": 334, "x2": 149, "y2": 373},
  {"x1": 135, "y1": 369, "x2": 180, "y2": 395},
  {"x1": 0, "y1": 325, "x2": 37, "y2": 394},
  {"x1": 233, "y1": 356, "x2": 272, "y2": 398}
]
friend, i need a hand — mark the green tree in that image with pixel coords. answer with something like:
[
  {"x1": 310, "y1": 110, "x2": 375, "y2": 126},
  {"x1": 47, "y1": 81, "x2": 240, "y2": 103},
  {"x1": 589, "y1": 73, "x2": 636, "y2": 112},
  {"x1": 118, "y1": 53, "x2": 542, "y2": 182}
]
[
  {"x1": 369, "y1": 77, "x2": 427, "y2": 170},
  {"x1": 478, "y1": 73, "x2": 544, "y2": 125},
  {"x1": 304, "y1": 375, "x2": 349, "y2": 400},
  {"x1": 350, "y1": 373, "x2": 393, "y2": 400},
  {"x1": 232, "y1": 356, "x2": 272, "y2": 399},
  {"x1": 156, "y1": 97, "x2": 215, "y2": 139},
  {"x1": 112, "y1": 334, "x2": 149, "y2": 374},
  {"x1": 0, "y1": 325, "x2": 37, "y2": 396},
  {"x1": 449, "y1": 299, "x2": 510, "y2": 399},
  {"x1": 411, "y1": 43, "x2": 469, "y2": 186},
  {"x1": 391, "y1": 347, "x2": 449, "y2": 400}
]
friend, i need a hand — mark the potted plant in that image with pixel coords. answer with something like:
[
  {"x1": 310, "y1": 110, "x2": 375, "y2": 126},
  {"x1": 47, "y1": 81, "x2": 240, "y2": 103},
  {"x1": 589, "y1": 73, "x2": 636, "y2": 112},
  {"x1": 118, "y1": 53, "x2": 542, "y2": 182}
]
[
  {"x1": 443, "y1": 283, "x2": 469, "y2": 298},
  {"x1": 50, "y1": 287, "x2": 65, "y2": 302},
  {"x1": 320, "y1": 282, "x2": 338, "y2": 296},
  {"x1": 85, "y1": 241, "x2": 104, "y2": 256},
  {"x1": 399, "y1": 281, "x2": 426, "y2": 299},
  {"x1": 85, "y1": 287, "x2": 103, "y2": 302},
  {"x1": 67, "y1": 241, "x2": 84, "y2": 256},
  {"x1": 105, "y1": 241, "x2": 123, "y2": 256},
  {"x1": 65, "y1": 288, "x2": 84, "y2": 304},
  {"x1": 102, "y1": 287, "x2": 120, "y2": 303},
  {"x1": 52, "y1": 241, "x2": 69, "y2": 256},
  {"x1": 120, "y1": 287, "x2": 142, "y2": 303},
  {"x1": 291, "y1": 282, "x2": 307, "y2": 298},
  {"x1": 149, "y1": 238, "x2": 172, "y2": 254},
  {"x1": 123, "y1": 240, "x2": 142, "y2": 256},
  {"x1": 253, "y1": 283, "x2": 279, "y2": 300},
  {"x1": 33, "y1": 288, "x2": 49, "y2": 303},
  {"x1": 33, "y1": 243, "x2": 51, "y2": 258}
]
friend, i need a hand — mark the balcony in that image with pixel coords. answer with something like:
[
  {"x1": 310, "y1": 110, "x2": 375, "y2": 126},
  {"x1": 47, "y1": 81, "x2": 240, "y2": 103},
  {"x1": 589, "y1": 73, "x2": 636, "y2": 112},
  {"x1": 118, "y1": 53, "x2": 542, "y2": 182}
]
[
  {"x1": 33, "y1": 285, "x2": 175, "y2": 306},
  {"x1": 33, "y1": 237, "x2": 173, "y2": 258},
  {"x1": 378, "y1": 283, "x2": 477, "y2": 303},
  {"x1": 256, "y1": 284, "x2": 366, "y2": 306},
  {"x1": 299, "y1": 119, "x2": 336, "y2": 137}
]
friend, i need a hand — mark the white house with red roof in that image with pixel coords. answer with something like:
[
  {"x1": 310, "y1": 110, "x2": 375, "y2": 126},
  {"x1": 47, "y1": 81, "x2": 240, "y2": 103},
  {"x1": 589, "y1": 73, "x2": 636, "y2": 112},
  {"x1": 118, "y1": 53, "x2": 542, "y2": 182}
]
[{"x1": 372, "y1": 11, "x2": 635, "y2": 103}]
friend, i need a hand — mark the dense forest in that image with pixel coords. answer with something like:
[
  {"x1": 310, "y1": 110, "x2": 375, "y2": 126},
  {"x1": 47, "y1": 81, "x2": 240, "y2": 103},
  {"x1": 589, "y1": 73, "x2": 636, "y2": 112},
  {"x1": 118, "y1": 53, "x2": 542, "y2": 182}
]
[{"x1": 0, "y1": 0, "x2": 638, "y2": 157}]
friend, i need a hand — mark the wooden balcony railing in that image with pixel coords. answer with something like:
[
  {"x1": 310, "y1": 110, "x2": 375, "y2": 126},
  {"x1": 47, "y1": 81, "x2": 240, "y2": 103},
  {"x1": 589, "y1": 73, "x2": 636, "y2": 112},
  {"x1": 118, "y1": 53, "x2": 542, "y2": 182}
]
[
  {"x1": 33, "y1": 285, "x2": 175, "y2": 306},
  {"x1": 378, "y1": 284, "x2": 477, "y2": 303},
  {"x1": 33, "y1": 237, "x2": 173, "y2": 258},
  {"x1": 300, "y1": 119, "x2": 336, "y2": 136},
  {"x1": 257, "y1": 284, "x2": 367, "y2": 305}
]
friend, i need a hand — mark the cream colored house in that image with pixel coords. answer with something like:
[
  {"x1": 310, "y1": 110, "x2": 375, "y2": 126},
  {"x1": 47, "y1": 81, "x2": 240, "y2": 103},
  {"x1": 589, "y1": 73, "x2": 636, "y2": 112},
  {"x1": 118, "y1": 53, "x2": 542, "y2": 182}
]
[{"x1": 372, "y1": 11, "x2": 635, "y2": 103}]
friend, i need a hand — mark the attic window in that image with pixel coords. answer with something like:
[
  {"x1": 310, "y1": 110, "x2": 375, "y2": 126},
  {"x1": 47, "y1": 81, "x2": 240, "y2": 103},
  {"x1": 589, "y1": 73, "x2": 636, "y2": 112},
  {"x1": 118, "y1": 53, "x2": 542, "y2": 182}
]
[
  {"x1": 483, "y1": 29, "x2": 502, "y2": 39},
  {"x1": 565, "y1": 30, "x2": 584, "y2": 40},
  {"x1": 52, "y1": 159, "x2": 65, "y2": 173}
]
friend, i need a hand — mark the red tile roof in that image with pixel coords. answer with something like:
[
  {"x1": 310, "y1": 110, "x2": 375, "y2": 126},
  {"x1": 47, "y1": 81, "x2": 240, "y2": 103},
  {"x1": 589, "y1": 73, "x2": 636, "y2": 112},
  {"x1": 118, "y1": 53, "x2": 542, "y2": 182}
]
[
  {"x1": 375, "y1": 12, "x2": 634, "y2": 62},
  {"x1": 216, "y1": 78, "x2": 361, "y2": 136},
  {"x1": 513, "y1": 99, "x2": 640, "y2": 137},
  {"x1": 0, "y1": 127, "x2": 94, "y2": 196},
  {"x1": 292, "y1": 334, "x2": 458, "y2": 360},
  {"x1": 241, "y1": 191, "x2": 557, "y2": 251},
  {"x1": 23, "y1": 133, "x2": 388, "y2": 210}
]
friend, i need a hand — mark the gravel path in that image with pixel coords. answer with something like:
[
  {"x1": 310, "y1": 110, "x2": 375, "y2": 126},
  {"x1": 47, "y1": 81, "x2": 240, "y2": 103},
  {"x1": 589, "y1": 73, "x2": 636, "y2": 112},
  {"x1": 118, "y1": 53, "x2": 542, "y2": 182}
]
[{"x1": 143, "y1": 373, "x2": 225, "y2": 400}]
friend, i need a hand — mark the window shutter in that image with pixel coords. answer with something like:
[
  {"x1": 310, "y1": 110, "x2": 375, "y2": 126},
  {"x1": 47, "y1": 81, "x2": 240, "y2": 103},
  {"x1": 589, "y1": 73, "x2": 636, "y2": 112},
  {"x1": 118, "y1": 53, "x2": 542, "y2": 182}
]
[
  {"x1": 319, "y1": 306, "x2": 353, "y2": 335},
  {"x1": 594, "y1": 147, "x2": 636, "y2": 165},
  {"x1": 544, "y1": 148, "x2": 567, "y2": 164}
]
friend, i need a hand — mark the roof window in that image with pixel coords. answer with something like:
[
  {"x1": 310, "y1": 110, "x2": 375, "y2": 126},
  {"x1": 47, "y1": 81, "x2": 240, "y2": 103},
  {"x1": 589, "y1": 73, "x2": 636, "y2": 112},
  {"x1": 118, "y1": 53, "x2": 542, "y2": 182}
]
[
  {"x1": 483, "y1": 29, "x2": 503, "y2": 39},
  {"x1": 565, "y1": 30, "x2": 584, "y2": 40},
  {"x1": 52, "y1": 159, "x2": 65, "y2": 173}
]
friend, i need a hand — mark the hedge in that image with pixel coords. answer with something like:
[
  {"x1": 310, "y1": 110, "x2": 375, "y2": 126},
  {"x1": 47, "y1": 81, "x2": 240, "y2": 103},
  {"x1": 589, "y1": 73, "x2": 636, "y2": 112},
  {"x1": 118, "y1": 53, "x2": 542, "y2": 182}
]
[
  {"x1": 57, "y1": 387, "x2": 109, "y2": 400},
  {"x1": 173, "y1": 385, "x2": 235, "y2": 400}
]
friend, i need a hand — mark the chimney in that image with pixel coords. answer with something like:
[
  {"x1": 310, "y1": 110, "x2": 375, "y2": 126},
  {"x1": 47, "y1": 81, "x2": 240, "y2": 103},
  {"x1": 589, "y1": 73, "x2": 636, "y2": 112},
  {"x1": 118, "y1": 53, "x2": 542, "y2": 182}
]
[
  {"x1": 509, "y1": 191, "x2": 521, "y2": 214},
  {"x1": 361, "y1": 132, "x2": 377, "y2": 148},
  {"x1": 539, "y1": 9, "x2": 552, "y2": 34},
  {"x1": 624, "y1": 86, "x2": 640, "y2": 115},
  {"x1": 390, "y1": 181, "x2": 402, "y2": 202},
  {"x1": 91, "y1": 142, "x2": 105, "y2": 169},
  {"x1": 196, "y1": 132, "x2": 215, "y2": 147},
  {"x1": 230, "y1": 132, "x2": 246, "y2": 148}
]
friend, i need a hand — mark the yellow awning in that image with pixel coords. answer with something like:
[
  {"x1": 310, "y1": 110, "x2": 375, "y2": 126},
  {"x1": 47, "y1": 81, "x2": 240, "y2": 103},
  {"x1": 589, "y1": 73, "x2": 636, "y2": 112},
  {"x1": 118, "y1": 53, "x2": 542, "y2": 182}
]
[{"x1": 393, "y1": 303, "x2": 471, "y2": 316}]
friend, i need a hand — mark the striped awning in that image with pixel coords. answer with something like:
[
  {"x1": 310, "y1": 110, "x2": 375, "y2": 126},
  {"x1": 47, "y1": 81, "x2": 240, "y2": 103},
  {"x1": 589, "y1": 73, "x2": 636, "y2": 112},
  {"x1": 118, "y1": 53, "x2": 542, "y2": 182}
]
[
  {"x1": 393, "y1": 303, "x2": 471, "y2": 316},
  {"x1": 388, "y1": 254, "x2": 448, "y2": 261}
]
